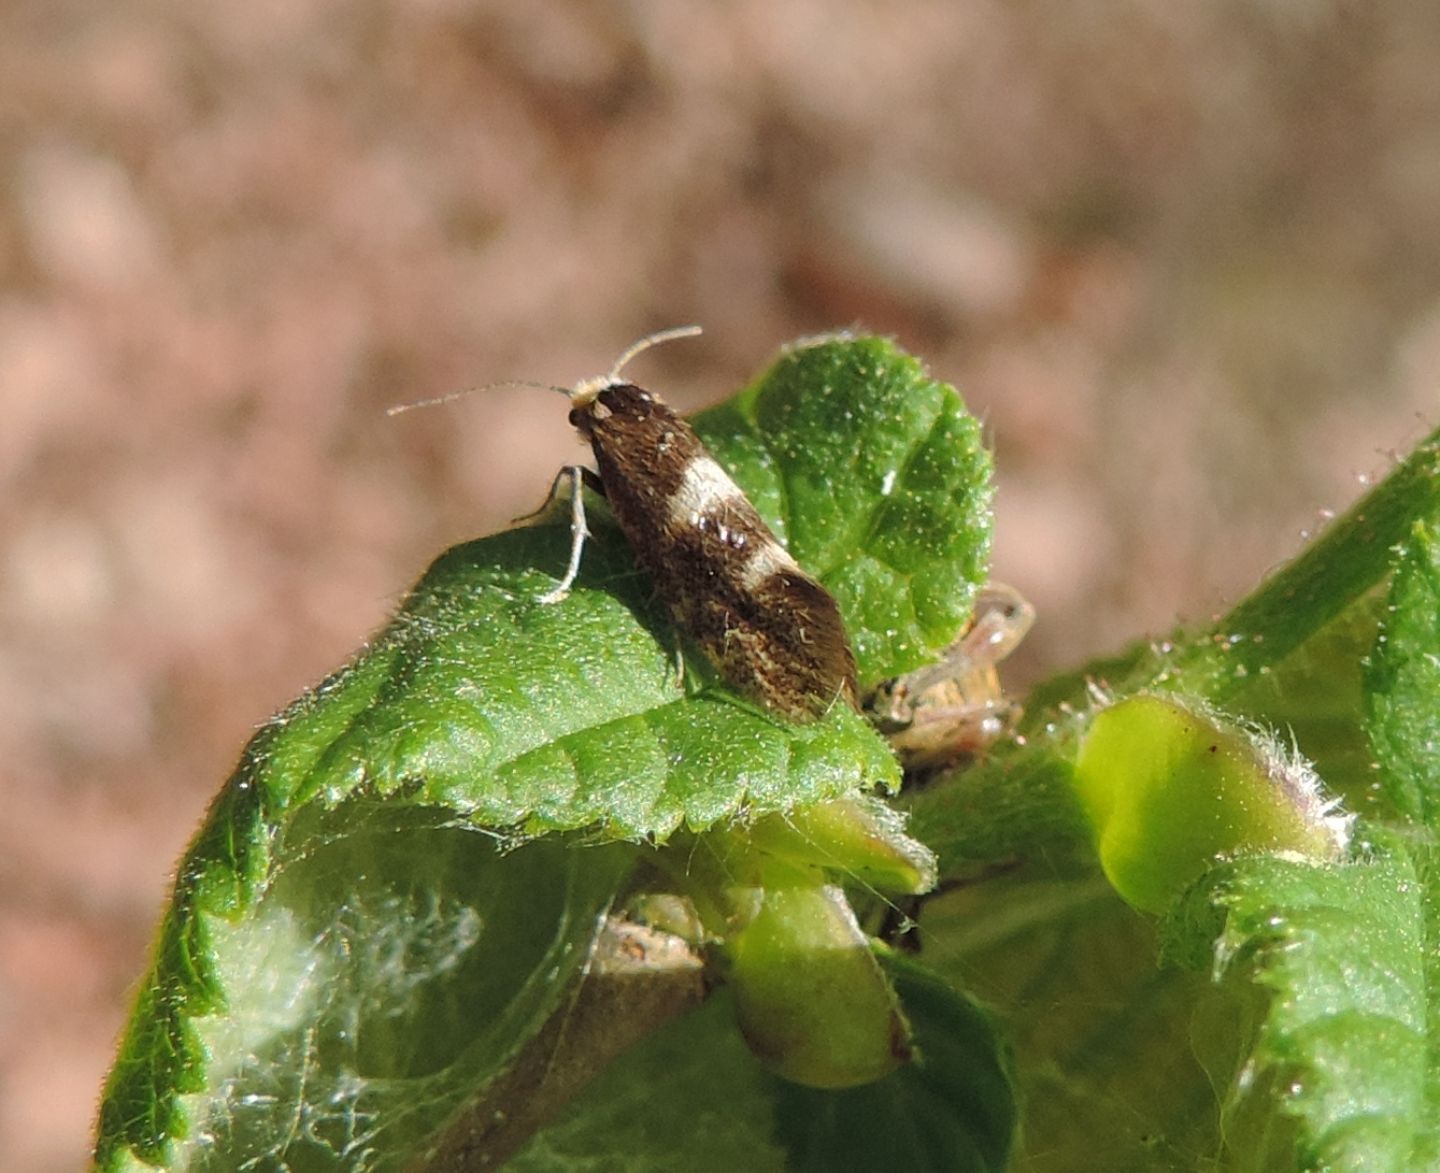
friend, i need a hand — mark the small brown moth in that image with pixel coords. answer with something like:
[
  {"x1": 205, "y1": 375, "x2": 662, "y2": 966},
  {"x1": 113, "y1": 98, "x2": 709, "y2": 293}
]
[{"x1": 541, "y1": 328, "x2": 859, "y2": 724}]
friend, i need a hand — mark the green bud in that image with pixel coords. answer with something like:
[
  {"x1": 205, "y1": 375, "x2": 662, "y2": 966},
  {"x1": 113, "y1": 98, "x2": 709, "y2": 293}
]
[
  {"x1": 1073, "y1": 694, "x2": 1350, "y2": 913},
  {"x1": 726, "y1": 880, "x2": 910, "y2": 1089},
  {"x1": 746, "y1": 796, "x2": 937, "y2": 896}
]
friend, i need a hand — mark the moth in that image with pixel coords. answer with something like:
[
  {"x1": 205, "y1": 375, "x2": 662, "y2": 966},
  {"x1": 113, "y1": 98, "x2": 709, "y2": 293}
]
[
  {"x1": 536, "y1": 328, "x2": 860, "y2": 724},
  {"x1": 866, "y1": 583, "x2": 1034, "y2": 771}
]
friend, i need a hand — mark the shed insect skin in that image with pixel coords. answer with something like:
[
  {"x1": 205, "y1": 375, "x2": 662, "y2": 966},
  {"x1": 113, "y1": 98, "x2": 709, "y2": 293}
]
[
  {"x1": 548, "y1": 330, "x2": 859, "y2": 724},
  {"x1": 866, "y1": 583, "x2": 1034, "y2": 771}
]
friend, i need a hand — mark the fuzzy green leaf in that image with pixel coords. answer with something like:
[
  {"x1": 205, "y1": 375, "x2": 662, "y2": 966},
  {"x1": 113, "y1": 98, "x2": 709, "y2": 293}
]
[
  {"x1": 289, "y1": 527, "x2": 899, "y2": 840},
  {"x1": 695, "y1": 334, "x2": 993, "y2": 683},
  {"x1": 1174, "y1": 835, "x2": 1437, "y2": 1170}
]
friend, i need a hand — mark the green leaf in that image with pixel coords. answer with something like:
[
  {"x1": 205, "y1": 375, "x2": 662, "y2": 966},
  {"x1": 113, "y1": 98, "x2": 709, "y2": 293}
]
[
  {"x1": 695, "y1": 334, "x2": 993, "y2": 683},
  {"x1": 1173, "y1": 835, "x2": 1436, "y2": 1169},
  {"x1": 97, "y1": 336, "x2": 989, "y2": 1169},
  {"x1": 1366, "y1": 520, "x2": 1440, "y2": 825},
  {"x1": 98, "y1": 799, "x2": 633, "y2": 1170},
  {"x1": 289, "y1": 526, "x2": 899, "y2": 840}
]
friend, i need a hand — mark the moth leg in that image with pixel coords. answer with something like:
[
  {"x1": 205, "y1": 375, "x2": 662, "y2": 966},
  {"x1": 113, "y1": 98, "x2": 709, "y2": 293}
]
[
  {"x1": 536, "y1": 465, "x2": 606, "y2": 603},
  {"x1": 513, "y1": 465, "x2": 604, "y2": 526}
]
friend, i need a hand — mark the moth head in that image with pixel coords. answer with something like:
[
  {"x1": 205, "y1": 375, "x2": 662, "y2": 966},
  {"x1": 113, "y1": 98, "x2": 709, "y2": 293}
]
[
  {"x1": 568, "y1": 382, "x2": 661, "y2": 434},
  {"x1": 570, "y1": 324, "x2": 701, "y2": 406}
]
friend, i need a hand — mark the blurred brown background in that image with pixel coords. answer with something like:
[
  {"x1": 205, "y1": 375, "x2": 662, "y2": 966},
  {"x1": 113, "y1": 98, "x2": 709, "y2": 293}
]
[{"x1": 3, "y1": 3, "x2": 1438, "y2": 1167}]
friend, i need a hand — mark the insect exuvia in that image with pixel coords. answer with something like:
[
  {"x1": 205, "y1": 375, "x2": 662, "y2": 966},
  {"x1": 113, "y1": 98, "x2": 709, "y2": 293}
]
[
  {"x1": 866, "y1": 583, "x2": 1034, "y2": 771},
  {"x1": 394, "y1": 328, "x2": 859, "y2": 725}
]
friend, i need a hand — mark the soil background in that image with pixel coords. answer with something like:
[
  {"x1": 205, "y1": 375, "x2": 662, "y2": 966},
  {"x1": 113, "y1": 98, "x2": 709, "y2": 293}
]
[{"x1": 3, "y1": 4, "x2": 1439, "y2": 1167}]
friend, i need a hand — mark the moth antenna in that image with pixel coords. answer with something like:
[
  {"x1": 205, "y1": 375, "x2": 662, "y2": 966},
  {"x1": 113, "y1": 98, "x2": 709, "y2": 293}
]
[
  {"x1": 386, "y1": 379, "x2": 569, "y2": 417},
  {"x1": 605, "y1": 324, "x2": 703, "y2": 383},
  {"x1": 391, "y1": 327, "x2": 703, "y2": 416}
]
